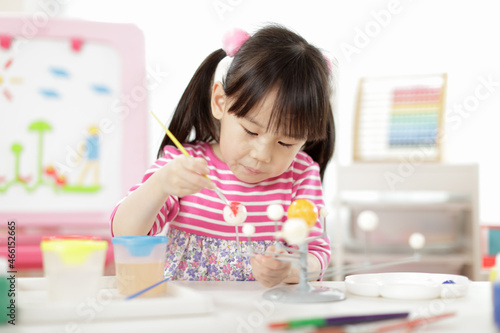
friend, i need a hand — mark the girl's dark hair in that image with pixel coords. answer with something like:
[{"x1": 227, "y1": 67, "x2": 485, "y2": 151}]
[{"x1": 158, "y1": 24, "x2": 335, "y2": 180}]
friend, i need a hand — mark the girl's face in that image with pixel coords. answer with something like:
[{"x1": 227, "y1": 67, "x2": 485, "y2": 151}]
[{"x1": 211, "y1": 83, "x2": 306, "y2": 183}]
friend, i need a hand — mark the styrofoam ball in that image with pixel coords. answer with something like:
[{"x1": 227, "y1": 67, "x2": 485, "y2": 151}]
[
  {"x1": 242, "y1": 224, "x2": 256, "y2": 236},
  {"x1": 357, "y1": 210, "x2": 379, "y2": 231},
  {"x1": 279, "y1": 218, "x2": 309, "y2": 245},
  {"x1": 267, "y1": 204, "x2": 285, "y2": 221},
  {"x1": 319, "y1": 207, "x2": 329, "y2": 218},
  {"x1": 287, "y1": 199, "x2": 318, "y2": 228},
  {"x1": 409, "y1": 232, "x2": 426, "y2": 250},
  {"x1": 223, "y1": 202, "x2": 247, "y2": 226}
]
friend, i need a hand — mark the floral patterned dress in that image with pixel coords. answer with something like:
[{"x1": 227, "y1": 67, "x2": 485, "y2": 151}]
[{"x1": 164, "y1": 227, "x2": 283, "y2": 281}]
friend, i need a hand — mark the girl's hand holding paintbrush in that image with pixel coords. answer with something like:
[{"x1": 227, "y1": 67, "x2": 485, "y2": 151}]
[
  {"x1": 150, "y1": 110, "x2": 216, "y2": 197},
  {"x1": 150, "y1": 110, "x2": 229, "y2": 204},
  {"x1": 155, "y1": 154, "x2": 216, "y2": 198}
]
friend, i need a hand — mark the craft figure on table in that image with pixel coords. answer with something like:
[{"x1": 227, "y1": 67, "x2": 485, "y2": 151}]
[
  {"x1": 77, "y1": 125, "x2": 100, "y2": 187},
  {"x1": 231, "y1": 203, "x2": 427, "y2": 302},
  {"x1": 111, "y1": 24, "x2": 336, "y2": 288}
]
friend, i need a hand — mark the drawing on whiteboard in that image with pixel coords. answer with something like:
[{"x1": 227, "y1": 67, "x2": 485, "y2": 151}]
[{"x1": 0, "y1": 120, "x2": 102, "y2": 194}]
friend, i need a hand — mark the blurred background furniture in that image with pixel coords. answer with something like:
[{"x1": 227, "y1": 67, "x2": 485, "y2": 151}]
[{"x1": 332, "y1": 163, "x2": 480, "y2": 281}]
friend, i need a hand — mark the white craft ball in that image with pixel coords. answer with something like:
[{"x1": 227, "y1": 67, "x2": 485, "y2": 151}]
[
  {"x1": 319, "y1": 207, "x2": 329, "y2": 218},
  {"x1": 267, "y1": 204, "x2": 285, "y2": 221},
  {"x1": 409, "y1": 232, "x2": 426, "y2": 250},
  {"x1": 242, "y1": 224, "x2": 256, "y2": 236},
  {"x1": 280, "y1": 218, "x2": 309, "y2": 245},
  {"x1": 357, "y1": 210, "x2": 379, "y2": 231},
  {"x1": 223, "y1": 202, "x2": 247, "y2": 226}
]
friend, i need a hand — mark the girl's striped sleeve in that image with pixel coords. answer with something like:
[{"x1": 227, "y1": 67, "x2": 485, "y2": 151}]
[{"x1": 110, "y1": 151, "x2": 180, "y2": 236}]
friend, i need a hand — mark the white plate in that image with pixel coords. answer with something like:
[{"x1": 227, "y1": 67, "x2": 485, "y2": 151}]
[
  {"x1": 345, "y1": 272, "x2": 470, "y2": 300},
  {"x1": 17, "y1": 276, "x2": 214, "y2": 324}
]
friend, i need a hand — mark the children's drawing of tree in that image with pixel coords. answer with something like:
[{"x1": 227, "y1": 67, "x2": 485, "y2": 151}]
[
  {"x1": 28, "y1": 120, "x2": 52, "y2": 185},
  {"x1": 11, "y1": 143, "x2": 23, "y2": 181}
]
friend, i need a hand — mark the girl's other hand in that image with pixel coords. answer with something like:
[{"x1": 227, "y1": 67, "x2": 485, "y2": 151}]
[
  {"x1": 250, "y1": 245, "x2": 291, "y2": 288},
  {"x1": 159, "y1": 155, "x2": 216, "y2": 197}
]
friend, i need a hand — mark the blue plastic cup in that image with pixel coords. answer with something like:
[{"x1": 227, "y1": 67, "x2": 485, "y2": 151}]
[{"x1": 112, "y1": 236, "x2": 168, "y2": 297}]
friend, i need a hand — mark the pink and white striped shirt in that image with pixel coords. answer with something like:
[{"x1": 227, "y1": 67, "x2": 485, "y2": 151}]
[{"x1": 110, "y1": 141, "x2": 331, "y2": 269}]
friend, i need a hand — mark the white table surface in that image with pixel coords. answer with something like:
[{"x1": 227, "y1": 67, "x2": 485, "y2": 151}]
[{"x1": 5, "y1": 277, "x2": 496, "y2": 333}]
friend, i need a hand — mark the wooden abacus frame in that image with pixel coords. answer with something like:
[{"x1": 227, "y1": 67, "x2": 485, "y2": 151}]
[{"x1": 353, "y1": 73, "x2": 447, "y2": 162}]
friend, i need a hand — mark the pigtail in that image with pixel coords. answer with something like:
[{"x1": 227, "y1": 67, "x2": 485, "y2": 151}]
[
  {"x1": 157, "y1": 49, "x2": 227, "y2": 158},
  {"x1": 303, "y1": 103, "x2": 335, "y2": 180}
]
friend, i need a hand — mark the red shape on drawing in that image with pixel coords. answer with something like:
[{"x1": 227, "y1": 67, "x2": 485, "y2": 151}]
[
  {"x1": 56, "y1": 175, "x2": 67, "y2": 185},
  {"x1": 0, "y1": 35, "x2": 12, "y2": 50},
  {"x1": 44, "y1": 165, "x2": 56, "y2": 176},
  {"x1": 71, "y1": 38, "x2": 83, "y2": 52},
  {"x1": 4, "y1": 58, "x2": 13, "y2": 70},
  {"x1": 3, "y1": 89, "x2": 12, "y2": 101}
]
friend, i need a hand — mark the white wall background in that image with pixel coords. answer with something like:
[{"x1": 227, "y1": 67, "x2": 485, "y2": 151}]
[{"x1": 4, "y1": 0, "x2": 499, "y2": 224}]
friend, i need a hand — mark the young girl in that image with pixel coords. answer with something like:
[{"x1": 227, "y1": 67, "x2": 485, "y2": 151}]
[{"x1": 111, "y1": 24, "x2": 335, "y2": 287}]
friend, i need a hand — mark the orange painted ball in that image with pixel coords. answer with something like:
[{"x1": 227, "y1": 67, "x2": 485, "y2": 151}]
[{"x1": 287, "y1": 199, "x2": 318, "y2": 228}]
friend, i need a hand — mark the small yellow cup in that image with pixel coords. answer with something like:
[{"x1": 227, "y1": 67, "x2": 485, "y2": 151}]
[{"x1": 40, "y1": 236, "x2": 108, "y2": 302}]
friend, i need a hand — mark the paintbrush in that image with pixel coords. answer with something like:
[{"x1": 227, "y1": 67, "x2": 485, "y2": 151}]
[
  {"x1": 269, "y1": 312, "x2": 409, "y2": 330},
  {"x1": 312, "y1": 312, "x2": 456, "y2": 333}
]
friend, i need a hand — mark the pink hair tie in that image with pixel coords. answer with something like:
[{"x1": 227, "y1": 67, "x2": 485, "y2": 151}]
[{"x1": 222, "y1": 28, "x2": 251, "y2": 57}]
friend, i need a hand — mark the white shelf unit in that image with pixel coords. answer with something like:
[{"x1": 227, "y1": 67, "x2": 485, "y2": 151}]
[{"x1": 332, "y1": 163, "x2": 481, "y2": 281}]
